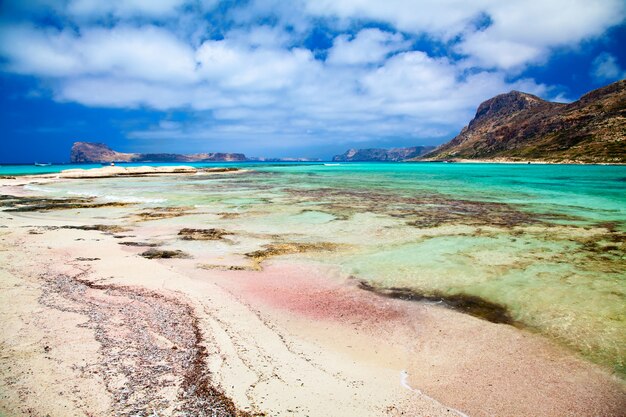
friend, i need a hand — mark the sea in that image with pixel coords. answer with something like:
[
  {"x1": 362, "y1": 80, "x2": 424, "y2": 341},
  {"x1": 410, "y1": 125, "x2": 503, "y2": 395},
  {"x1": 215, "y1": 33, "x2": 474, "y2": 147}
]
[{"x1": 4, "y1": 161, "x2": 625, "y2": 374}]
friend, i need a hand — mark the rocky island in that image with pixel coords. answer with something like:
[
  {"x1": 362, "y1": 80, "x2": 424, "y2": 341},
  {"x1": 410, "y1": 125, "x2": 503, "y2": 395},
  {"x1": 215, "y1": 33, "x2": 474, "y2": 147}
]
[
  {"x1": 332, "y1": 146, "x2": 435, "y2": 162},
  {"x1": 70, "y1": 142, "x2": 247, "y2": 163},
  {"x1": 418, "y1": 79, "x2": 625, "y2": 163}
]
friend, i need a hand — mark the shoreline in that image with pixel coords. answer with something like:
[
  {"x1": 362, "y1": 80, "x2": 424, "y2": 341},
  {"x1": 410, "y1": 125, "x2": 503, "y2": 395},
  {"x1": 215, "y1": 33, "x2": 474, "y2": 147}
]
[
  {"x1": 2, "y1": 160, "x2": 626, "y2": 181},
  {"x1": 0, "y1": 165, "x2": 243, "y2": 180},
  {"x1": 1, "y1": 175, "x2": 625, "y2": 416},
  {"x1": 413, "y1": 158, "x2": 626, "y2": 165}
]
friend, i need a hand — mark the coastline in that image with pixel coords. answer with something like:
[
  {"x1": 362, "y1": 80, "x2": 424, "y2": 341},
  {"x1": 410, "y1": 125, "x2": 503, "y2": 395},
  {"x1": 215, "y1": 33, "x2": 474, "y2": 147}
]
[
  {"x1": 2, "y1": 165, "x2": 242, "y2": 179},
  {"x1": 1, "y1": 173, "x2": 625, "y2": 416},
  {"x1": 414, "y1": 158, "x2": 626, "y2": 165}
]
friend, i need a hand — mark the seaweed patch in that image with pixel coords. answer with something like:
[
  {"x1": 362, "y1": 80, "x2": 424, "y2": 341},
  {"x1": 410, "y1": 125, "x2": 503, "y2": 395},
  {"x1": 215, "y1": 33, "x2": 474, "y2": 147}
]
[
  {"x1": 140, "y1": 249, "x2": 190, "y2": 259},
  {"x1": 178, "y1": 228, "x2": 230, "y2": 241},
  {"x1": 39, "y1": 273, "x2": 253, "y2": 416},
  {"x1": 245, "y1": 242, "x2": 339, "y2": 270},
  {"x1": 118, "y1": 241, "x2": 160, "y2": 247},
  {"x1": 133, "y1": 206, "x2": 194, "y2": 221},
  {"x1": 64, "y1": 224, "x2": 130, "y2": 234},
  {"x1": 283, "y1": 188, "x2": 580, "y2": 229},
  {"x1": 356, "y1": 280, "x2": 514, "y2": 325},
  {"x1": 197, "y1": 264, "x2": 256, "y2": 271},
  {"x1": 0, "y1": 194, "x2": 131, "y2": 212}
]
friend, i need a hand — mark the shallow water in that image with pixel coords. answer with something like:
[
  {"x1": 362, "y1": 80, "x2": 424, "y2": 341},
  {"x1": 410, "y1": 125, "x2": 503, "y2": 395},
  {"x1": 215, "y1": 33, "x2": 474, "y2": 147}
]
[{"x1": 22, "y1": 162, "x2": 626, "y2": 375}]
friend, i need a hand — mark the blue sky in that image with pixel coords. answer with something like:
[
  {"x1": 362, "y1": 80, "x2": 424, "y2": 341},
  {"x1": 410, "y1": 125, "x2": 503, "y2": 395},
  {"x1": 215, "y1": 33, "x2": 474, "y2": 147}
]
[{"x1": 0, "y1": 0, "x2": 625, "y2": 163}]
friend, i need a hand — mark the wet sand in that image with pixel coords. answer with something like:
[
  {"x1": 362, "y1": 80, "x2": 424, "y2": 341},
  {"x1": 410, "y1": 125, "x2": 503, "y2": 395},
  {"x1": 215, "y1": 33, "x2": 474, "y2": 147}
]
[{"x1": 0, "y1": 176, "x2": 625, "y2": 416}]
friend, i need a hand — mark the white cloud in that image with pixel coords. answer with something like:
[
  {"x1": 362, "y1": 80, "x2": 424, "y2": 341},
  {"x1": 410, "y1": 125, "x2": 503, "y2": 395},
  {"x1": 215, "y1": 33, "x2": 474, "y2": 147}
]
[
  {"x1": 458, "y1": 1, "x2": 626, "y2": 69},
  {"x1": 230, "y1": 0, "x2": 312, "y2": 35},
  {"x1": 0, "y1": 24, "x2": 197, "y2": 82},
  {"x1": 304, "y1": 0, "x2": 491, "y2": 39},
  {"x1": 456, "y1": 35, "x2": 543, "y2": 70},
  {"x1": 0, "y1": 24, "x2": 82, "y2": 77},
  {"x1": 195, "y1": 40, "x2": 318, "y2": 91},
  {"x1": 0, "y1": 17, "x2": 547, "y2": 152},
  {"x1": 327, "y1": 28, "x2": 409, "y2": 65},
  {"x1": 67, "y1": 0, "x2": 189, "y2": 19},
  {"x1": 0, "y1": 0, "x2": 620, "y2": 156},
  {"x1": 306, "y1": 0, "x2": 626, "y2": 69},
  {"x1": 591, "y1": 52, "x2": 626, "y2": 82},
  {"x1": 57, "y1": 77, "x2": 196, "y2": 109},
  {"x1": 226, "y1": 25, "x2": 295, "y2": 49},
  {"x1": 84, "y1": 26, "x2": 197, "y2": 83}
]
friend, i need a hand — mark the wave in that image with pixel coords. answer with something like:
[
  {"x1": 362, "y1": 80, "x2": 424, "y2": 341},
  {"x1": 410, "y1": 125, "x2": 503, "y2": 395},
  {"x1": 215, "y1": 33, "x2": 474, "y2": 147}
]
[
  {"x1": 24, "y1": 184, "x2": 54, "y2": 193},
  {"x1": 102, "y1": 195, "x2": 166, "y2": 204},
  {"x1": 67, "y1": 190, "x2": 164, "y2": 203},
  {"x1": 67, "y1": 190, "x2": 100, "y2": 197},
  {"x1": 400, "y1": 371, "x2": 469, "y2": 417}
]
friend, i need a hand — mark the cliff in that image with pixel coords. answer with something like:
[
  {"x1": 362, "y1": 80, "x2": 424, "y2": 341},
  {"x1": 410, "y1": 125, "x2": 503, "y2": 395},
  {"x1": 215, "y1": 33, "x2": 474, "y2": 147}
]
[
  {"x1": 70, "y1": 142, "x2": 247, "y2": 163},
  {"x1": 332, "y1": 146, "x2": 435, "y2": 162},
  {"x1": 418, "y1": 80, "x2": 625, "y2": 163}
]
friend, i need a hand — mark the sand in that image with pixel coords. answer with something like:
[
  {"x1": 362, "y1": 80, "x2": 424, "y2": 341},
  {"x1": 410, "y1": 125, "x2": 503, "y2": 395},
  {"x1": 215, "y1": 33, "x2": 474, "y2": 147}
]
[
  {"x1": 58, "y1": 165, "x2": 199, "y2": 178},
  {"x1": 0, "y1": 175, "x2": 625, "y2": 416}
]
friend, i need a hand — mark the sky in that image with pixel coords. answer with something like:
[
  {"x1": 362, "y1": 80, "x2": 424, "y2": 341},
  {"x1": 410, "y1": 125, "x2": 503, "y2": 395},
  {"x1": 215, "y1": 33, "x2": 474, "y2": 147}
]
[{"x1": 0, "y1": 0, "x2": 625, "y2": 163}]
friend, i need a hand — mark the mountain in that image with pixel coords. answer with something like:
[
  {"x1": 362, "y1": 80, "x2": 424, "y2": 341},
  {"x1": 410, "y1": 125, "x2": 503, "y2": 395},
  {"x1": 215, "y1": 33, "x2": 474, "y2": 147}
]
[
  {"x1": 332, "y1": 146, "x2": 435, "y2": 162},
  {"x1": 70, "y1": 142, "x2": 247, "y2": 163},
  {"x1": 418, "y1": 80, "x2": 625, "y2": 163}
]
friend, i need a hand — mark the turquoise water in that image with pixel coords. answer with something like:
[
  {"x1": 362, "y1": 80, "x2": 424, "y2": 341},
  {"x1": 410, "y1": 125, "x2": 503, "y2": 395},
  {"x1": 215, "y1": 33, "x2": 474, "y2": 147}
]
[
  {"x1": 0, "y1": 161, "x2": 323, "y2": 176},
  {"x1": 254, "y1": 163, "x2": 626, "y2": 225},
  {"x1": 12, "y1": 162, "x2": 626, "y2": 374}
]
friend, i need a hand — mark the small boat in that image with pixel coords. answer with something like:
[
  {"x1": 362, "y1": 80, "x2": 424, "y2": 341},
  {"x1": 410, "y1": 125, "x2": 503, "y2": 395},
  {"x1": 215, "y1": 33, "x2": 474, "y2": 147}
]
[{"x1": 34, "y1": 162, "x2": 52, "y2": 167}]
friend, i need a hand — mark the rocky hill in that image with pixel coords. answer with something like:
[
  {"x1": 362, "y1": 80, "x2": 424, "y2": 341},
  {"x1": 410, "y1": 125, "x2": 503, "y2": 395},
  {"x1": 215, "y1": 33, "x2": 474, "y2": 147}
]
[
  {"x1": 332, "y1": 146, "x2": 435, "y2": 162},
  {"x1": 418, "y1": 80, "x2": 625, "y2": 163},
  {"x1": 70, "y1": 142, "x2": 247, "y2": 163}
]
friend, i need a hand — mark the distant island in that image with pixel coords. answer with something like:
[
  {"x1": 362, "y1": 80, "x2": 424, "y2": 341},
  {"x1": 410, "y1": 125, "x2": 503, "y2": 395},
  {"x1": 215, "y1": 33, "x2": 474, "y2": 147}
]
[
  {"x1": 69, "y1": 142, "x2": 321, "y2": 163},
  {"x1": 70, "y1": 142, "x2": 247, "y2": 163},
  {"x1": 417, "y1": 79, "x2": 625, "y2": 163},
  {"x1": 332, "y1": 146, "x2": 435, "y2": 162}
]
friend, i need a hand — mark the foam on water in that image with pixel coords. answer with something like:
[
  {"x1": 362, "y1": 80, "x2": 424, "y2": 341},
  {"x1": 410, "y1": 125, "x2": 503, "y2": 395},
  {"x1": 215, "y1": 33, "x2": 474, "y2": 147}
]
[
  {"x1": 23, "y1": 184, "x2": 55, "y2": 193},
  {"x1": 101, "y1": 195, "x2": 166, "y2": 204},
  {"x1": 400, "y1": 371, "x2": 470, "y2": 417},
  {"x1": 67, "y1": 190, "x2": 100, "y2": 197}
]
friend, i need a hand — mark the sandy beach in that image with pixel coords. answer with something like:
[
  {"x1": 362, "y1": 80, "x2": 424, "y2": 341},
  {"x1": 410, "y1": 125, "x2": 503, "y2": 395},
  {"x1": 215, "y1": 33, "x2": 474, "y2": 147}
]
[{"x1": 1, "y1": 171, "x2": 625, "y2": 417}]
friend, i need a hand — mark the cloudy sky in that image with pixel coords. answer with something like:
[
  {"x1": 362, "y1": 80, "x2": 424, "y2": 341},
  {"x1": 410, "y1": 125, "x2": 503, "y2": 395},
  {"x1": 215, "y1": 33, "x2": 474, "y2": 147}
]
[{"x1": 1, "y1": 0, "x2": 625, "y2": 162}]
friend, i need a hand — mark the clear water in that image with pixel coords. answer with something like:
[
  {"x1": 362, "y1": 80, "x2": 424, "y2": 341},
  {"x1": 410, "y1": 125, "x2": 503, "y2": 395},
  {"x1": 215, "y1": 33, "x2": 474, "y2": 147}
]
[
  {"x1": 15, "y1": 162, "x2": 626, "y2": 374},
  {"x1": 0, "y1": 161, "x2": 324, "y2": 176}
]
